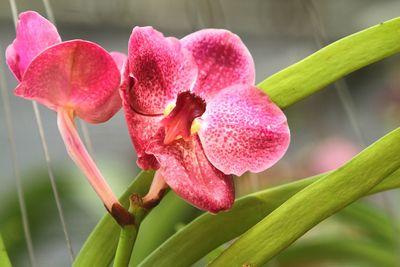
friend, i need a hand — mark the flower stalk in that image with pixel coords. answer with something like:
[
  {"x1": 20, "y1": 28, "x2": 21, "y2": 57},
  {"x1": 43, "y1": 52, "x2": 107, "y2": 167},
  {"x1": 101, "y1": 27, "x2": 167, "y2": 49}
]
[
  {"x1": 142, "y1": 171, "x2": 169, "y2": 209},
  {"x1": 113, "y1": 173, "x2": 169, "y2": 267},
  {"x1": 57, "y1": 108, "x2": 132, "y2": 225},
  {"x1": 113, "y1": 195, "x2": 146, "y2": 267}
]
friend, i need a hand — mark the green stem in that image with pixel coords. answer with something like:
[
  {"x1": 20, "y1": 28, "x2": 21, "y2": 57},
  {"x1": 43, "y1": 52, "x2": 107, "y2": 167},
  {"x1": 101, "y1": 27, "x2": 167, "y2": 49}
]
[
  {"x1": 0, "y1": 234, "x2": 12, "y2": 267},
  {"x1": 113, "y1": 225, "x2": 137, "y2": 267},
  {"x1": 113, "y1": 195, "x2": 146, "y2": 267},
  {"x1": 73, "y1": 171, "x2": 154, "y2": 267}
]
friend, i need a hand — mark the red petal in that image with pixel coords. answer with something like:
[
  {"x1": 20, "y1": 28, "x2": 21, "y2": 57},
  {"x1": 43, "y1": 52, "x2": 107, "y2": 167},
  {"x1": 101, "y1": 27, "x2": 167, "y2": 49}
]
[
  {"x1": 181, "y1": 29, "x2": 255, "y2": 101},
  {"x1": 123, "y1": 107, "x2": 163, "y2": 170},
  {"x1": 127, "y1": 26, "x2": 197, "y2": 115},
  {"x1": 110, "y1": 51, "x2": 127, "y2": 71},
  {"x1": 15, "y1": 40, "x2": 121, "y2": 123},
  {"x1": 120, "y1": 58, "x2": 162, "y2": 169},
  {"x1": 6, "y1": 11, "x2": 61, "y2": 80},
  {"x1": 147, "y1": 132, "x2": 235, "y2": 213},
  {"x1": 199, "y1": 84, "x2": 290, "y2": 176}
]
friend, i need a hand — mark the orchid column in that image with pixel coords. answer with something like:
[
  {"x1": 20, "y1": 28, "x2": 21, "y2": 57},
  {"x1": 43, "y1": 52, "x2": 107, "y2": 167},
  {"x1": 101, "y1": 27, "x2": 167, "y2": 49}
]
[{"x1": 6, "y1": 11, "x2": 131, "y2": 225}]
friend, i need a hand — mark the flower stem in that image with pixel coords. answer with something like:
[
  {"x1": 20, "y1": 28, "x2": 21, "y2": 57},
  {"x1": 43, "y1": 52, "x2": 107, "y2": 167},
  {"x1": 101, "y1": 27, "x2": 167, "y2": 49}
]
[
  {"x1": 113, "y1": 174, "x2": 169, "y2": 267},
  {"x1": 57, "y1": 107, "x2": 132, "y2": 225},
  {"x1": 113, "y1": 195, "x2": 146, "y2": 267},
  {"x1": 142, "y1": 171, "x2": 169, "y2": 209}
]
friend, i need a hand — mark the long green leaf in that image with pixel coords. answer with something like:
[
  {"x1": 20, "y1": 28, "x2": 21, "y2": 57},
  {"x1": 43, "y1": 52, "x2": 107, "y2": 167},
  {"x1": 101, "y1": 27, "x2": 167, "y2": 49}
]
[
  {"x1": 275, "y1": 237, "x2": 397, "y2": 267},
  {"x1": 204, "y1": 201, "x2": 398, "y2": 265},
  {"x1": 258, "y1": 17, "x2": 400, "y2": 108},
  {"x1": 0, "y1": 234, "x2": 11, "y2": 267},
  {"x1": 210, "y1": 128, "x2": 400, "y2": 266},
  {"x1": 139, "y1": 157, "x2": 400, "y2": 266},
  {"x1": 73, "y1": 171, "x2": 154, "y2": 267},
  {"x1": 337, "y1": 201, "x2": 397, "y2": 246}
]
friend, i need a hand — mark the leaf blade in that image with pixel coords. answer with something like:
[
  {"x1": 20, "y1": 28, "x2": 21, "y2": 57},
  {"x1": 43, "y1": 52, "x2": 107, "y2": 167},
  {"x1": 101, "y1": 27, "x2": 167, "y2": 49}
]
[
  {"x1": 210, "y1": 128, "x2": 400, "y2": 266},
  {"x1": 139, "y1": 143, "x2": 400, "y2": 267},
  {"x1": 259, "y1": 17, "x2": 400, "y2": 108},
  {"x1": 0, "y1": 234, "x2": 11, "y2": 267},
  {"x1": 276, "y1": 237, "x2": 397, "y2": 267}
]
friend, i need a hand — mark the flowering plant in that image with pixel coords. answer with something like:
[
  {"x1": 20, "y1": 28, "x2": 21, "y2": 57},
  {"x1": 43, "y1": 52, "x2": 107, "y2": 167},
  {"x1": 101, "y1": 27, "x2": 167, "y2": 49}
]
[{"x1": 2, "y1": 8, "x2": 400, "y2": 267}]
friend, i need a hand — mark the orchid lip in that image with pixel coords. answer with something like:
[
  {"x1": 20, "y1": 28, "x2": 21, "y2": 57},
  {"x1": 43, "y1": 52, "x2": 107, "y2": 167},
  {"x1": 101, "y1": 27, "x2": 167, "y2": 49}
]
[{"x1": 161, "y1": 91, "x2": 206, "y2": 144}]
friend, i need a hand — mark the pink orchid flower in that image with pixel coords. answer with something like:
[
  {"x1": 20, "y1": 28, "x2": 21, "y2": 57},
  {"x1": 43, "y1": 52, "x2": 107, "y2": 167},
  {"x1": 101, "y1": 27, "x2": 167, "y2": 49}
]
[
  {"x1": 121, "y1": 27, "x2": 290, "y2": 213},
  {"x1": 6, "y1": 11, "x2": 131, "y2": 224},
  {"x1": 309, "y1": 137, "x2": 360, "y2": 175}
]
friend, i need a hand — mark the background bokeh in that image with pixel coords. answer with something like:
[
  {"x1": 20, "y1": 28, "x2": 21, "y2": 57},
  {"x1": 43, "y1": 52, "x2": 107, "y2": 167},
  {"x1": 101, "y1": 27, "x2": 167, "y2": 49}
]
[{"x1": 0, "y1": 0, "x2": 399, "y2": 266}]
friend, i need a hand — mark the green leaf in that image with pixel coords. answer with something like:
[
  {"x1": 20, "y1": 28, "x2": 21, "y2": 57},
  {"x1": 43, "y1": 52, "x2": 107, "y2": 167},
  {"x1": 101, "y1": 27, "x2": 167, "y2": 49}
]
[
  {"x1": 205, "y1": 201, "x2": 398, "y2": 266},
  {"x1": 275, "y1": 237, "x2": 397, "y2": 267},
  {"x1": 73, "y1": 171, "x2": 154, "y2": 267},
  {"x1": 258, "y1": 17, "x2": 400, "y2": 108},
  {"x1": 337, "y1": 201, "x2": 397, "y2": 246},
  {"x1": 139, "y1": 151, "x2": 400, "y2": 267},
  {"x1": 209, "y1": 128, "x2": 400, "y2": 266},
  {"x1": 0, "y1": 234, "x2": 11, "y2": 267}
]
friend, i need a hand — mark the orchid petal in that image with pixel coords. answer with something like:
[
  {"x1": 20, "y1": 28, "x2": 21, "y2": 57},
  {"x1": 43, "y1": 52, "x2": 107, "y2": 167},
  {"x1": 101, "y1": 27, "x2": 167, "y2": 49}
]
[
  {"x1": 110, "y1": 51, "x2": 127, "y2": 71},
  {"x1": 120, "y1": 59, "x2": 162, "y2": 170},
  {"x1": 15, "y1": 40, "x2": 121, "y2": 123},
  {"x1": 127, "y1": 26, "x2": 198, "y2": 115},
  {"x1": 147, "y1": 132, "x2": 235, "y2": 213},
  {"x1": 199, "y1": 84, "x2": 290, "y2": 176},
  {"x1": 6, "y1": 11, "x2": 61, "y2": 80},
  {"x1": 181, "y1": 29, "x2": 255, "y2": 100},
  {"x1": 5, "y1": 45, "x2": 20, "y2": 80},
  {"x1": 123, "y1": 108, "x2": 162, "y2": 170}
]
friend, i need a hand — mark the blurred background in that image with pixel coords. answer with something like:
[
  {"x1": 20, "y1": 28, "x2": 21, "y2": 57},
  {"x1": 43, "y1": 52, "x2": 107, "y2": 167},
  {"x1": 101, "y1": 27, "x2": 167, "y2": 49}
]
[{"x1": 0, "y1": 0, "x2": 399, "y2": 266}]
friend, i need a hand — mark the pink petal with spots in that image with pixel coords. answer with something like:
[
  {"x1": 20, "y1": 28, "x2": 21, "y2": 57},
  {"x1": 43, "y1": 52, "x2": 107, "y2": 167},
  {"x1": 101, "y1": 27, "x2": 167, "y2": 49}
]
[
  {"x1": 6, "y1": 11, "x2": 61, "y2": 81},
  {"x1": 199, "y1": 84, "x2": 290, "y2": 176},
  {"x1": 123, "y1": 106, "x2": 162, "y2": 170},
  {"x1": 110, "y1": 51, "x2": 127, "y2": 71},
  {"x1": 127, "y1": 26, "x2": 198, "y2": 115},
  {"x1": 15, "y1": 40, "x2": 121, "y2": 123},
  {"x1": 146, "y1": 132, "x2": 235, "y2": 213},
  {"x1": 120, "y1": 58, "x2": 161, "y2": 169},
  {"x1": 181, "y1": 29, "x2": 255, "y2": 101}
]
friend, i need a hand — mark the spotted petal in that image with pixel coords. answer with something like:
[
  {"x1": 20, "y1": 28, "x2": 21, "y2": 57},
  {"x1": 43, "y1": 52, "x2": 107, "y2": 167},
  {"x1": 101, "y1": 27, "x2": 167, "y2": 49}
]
[
  {"x1": 6, "y1": 11, "x2": 61, "y2": 81},
  {"x1": 147, "y1": 132, "x2": 234, "y2": 213},
  {"x1": 123, "y1": 109, "x2": 162, "y2": 170},
  {"x1": 199, "y1": 84, "x2": 290, "y2": 176},
  {"x1": 181, "y1": 29, "x2": 255, "y2": 101},
  {"x1": 127, "y1": 26, "x2": 198, "y2": 115},
  {"x1": 15, "y1": 40, "x2": 121, "y2": 123},
  {"x1": 120, "y1": 57, "x2": 161, "y2": 169}
]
